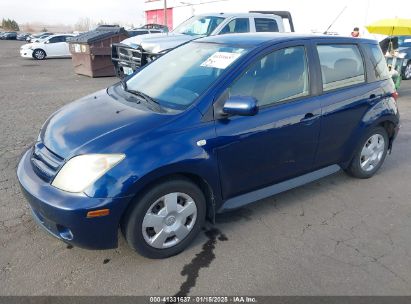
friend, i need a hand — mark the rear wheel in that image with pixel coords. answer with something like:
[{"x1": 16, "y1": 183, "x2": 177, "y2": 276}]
[
  {"x1": 33, "y1": 49, "x2": 46, "y2": 60},
  {"x1": 122, "y1": 178, "x2": 206, "y2": 259},
  {"x1": 346, "y1": 127, "x2": 389, "y2": 178}
]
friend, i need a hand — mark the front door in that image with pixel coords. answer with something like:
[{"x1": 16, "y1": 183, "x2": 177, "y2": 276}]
[{"x1": 214, "y1": 44, "x2": 321, "y2": 200}]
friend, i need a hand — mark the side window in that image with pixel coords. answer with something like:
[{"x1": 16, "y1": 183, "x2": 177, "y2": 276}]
[
  {"x1": 49, "y1": 36, "x2": 66, "y2": 43},
  {"x1": 229, "y1": 46, "x2": 309, "y2": 107},
  {"x1": 255, "y1": 18, "x2": 279, "y2": 32},
  {"x1": 317, "y1": 44, "x2": 365, "y2": 91},
  {"x1": 220, "y1": 18, "x2": 250, "y2": 34},
  {"x1": 363, "y1": 44, "x2": 390, "y2": 80},
  {"x1": 48, "y1": 36, "x2": 60, "y2": 43}
]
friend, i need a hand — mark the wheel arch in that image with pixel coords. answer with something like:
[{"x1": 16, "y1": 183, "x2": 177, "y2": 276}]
[
  {"x1": 341, "y1": 117, "x2": 398, "y2": 169},
  {"x1": 120, "y1": 171, "x2": 218, "y2": 229},
  {"x1": 379, "y1": 120, "x2": 397, "y2": 151}
]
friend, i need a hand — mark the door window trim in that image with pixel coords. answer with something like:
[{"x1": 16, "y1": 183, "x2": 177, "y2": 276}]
[
  {"x1": 314, "y1": 42, "x2": 367, "y2": 94},
  {"x1": 223, "y1": 44, "x2": 312, "y2": 111},
  {"x1": 219, "y1": 17, "x2": 251, "y2": 35}
]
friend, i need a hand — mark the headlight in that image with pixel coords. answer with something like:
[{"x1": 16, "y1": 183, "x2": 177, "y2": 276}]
[{"x1": 52, "y1": 154, "x2": 125, "y2": 193}]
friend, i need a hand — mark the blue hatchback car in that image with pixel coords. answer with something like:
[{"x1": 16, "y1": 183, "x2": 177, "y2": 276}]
[{"x1": 18, "y1": 34, "x2": 400, "y2": 258}]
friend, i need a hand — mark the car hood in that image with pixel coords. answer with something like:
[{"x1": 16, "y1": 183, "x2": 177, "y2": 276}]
[
  {"x1": 399, "y1": 46, "x2": 411, "y2": 56},
  {"x1": 21, "y1": 42, "x2": 43, "y2": 49},
  {"x1": 40, "y1": 89, "x2": 171, "y2": 159},
  {"x1": 121, "y1": 32, "x2": 199, "y2": 53}
]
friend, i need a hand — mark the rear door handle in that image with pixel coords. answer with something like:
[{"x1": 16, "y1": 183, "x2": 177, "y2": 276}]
[
  {"x1": 369, "y1": 94, "x2": 380, "y2": 102},
  {"x1": 300, "y1": 113, "x2": 318, "y2": 125}
]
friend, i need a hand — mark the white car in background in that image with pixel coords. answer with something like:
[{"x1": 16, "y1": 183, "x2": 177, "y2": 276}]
[{"x1": 20, "y1": 34, "x2": 75, "y2": 60}]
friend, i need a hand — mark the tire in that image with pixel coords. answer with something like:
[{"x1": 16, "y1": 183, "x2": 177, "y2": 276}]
[
  {"x1": 33, "y1": 49, "x2": 46, "y2": 60},
  {"x1": 345, "y1": 126, "x2": 389, "y2": 179},
  {"x1": 403, "y1": 61, "x2": 411, "y2": 80},
  {"x1": 122, "y1": 177, "x2": 206, "y2": 259}
]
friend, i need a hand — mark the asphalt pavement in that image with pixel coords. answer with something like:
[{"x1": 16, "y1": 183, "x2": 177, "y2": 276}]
[{"x1": 1, "y1": 40, "x2": 411, "y2": 296}]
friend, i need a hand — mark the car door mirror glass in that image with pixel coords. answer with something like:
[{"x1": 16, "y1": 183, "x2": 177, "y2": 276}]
[{"x1": 222, "y1": 96, "x2": 258, "y2": 117}]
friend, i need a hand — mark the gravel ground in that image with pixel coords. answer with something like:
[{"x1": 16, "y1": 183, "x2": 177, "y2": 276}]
[{"x1": 1, "y1": 40, "x2": 411, "y2": 296}]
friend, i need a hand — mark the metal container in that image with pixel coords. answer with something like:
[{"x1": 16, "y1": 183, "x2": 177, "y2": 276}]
[{"x1": 69, "y1": 26, "x2": 129, "y2": 77}]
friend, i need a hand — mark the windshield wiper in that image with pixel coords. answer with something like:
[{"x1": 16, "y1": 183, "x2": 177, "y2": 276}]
[{"x1": 121, "y1": 81, "x2": 163, "y2": 110}]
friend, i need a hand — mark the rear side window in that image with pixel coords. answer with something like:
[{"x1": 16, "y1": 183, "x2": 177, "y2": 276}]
[
  {"x1": 363, "y1": 44, "x2": 390, "y2": 80},
  {"x1": 254, "y1": 18, "x2": 279, "y2": 32},
  {"x1": 317, "y1": 44, "x2": 365, "y2": 91}
]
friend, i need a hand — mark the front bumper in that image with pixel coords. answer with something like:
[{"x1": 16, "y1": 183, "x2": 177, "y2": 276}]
[
  {"x1": 17, "y1": 149, "x2": 131, "y2": 249},
  {"x1": 20, "y1": 48, "x2": 33, "y2": 58}
]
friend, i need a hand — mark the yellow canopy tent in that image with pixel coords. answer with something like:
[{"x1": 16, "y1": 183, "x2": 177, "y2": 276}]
[
  {"x1": 366, "y1": 18, "x2": 411, "y2": 35},
  {"x1": 366, "y1": 18, "x2": 411, "y2": 89}
]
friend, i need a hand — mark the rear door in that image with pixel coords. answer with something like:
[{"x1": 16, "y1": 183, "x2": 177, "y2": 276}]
[
  {"x1": 214, "y1": 41, "x2": 322, "y2": 199},
  {"x1": 312, "y1": 40, "x2": 382, "y2": 167},
  {"x1": 60, "y1": 36, "x2": 72, "y2": 56}
]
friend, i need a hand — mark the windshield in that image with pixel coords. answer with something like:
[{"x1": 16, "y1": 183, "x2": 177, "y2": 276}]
[
  {"x1": 125, "y1": 42, "x2": 249, "y2": 110},
  {"x1": 173, "y1": 16, "x2": 225, "y2": 36}
]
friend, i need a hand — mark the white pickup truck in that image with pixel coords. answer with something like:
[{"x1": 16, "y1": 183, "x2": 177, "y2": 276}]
[{"x1": 111, "y1": 11, "x2": 294, "y2": 77}]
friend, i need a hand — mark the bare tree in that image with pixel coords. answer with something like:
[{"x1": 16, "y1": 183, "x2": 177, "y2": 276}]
[{"x1": 74, "y1": 17, "x2": 91, "y2": 32}]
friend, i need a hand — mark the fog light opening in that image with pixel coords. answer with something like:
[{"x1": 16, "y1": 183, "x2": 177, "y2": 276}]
[{"x1": 57, "y1": 225, "x2": 73, "y2": 241}]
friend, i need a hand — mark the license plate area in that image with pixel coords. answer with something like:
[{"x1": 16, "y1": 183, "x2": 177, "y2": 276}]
[{"x1": 122, "y1": 66, "x2": 134, "y2": 75}]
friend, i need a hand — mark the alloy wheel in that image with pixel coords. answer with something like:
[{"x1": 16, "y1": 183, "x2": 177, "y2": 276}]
[{"x1": 34, "y1": 50, "x2": 45, "y2": 60}]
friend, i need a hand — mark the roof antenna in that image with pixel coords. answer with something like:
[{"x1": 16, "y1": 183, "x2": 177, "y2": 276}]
[{"x1": 323, "y1": 5, "x2": 347, "y2": 34}]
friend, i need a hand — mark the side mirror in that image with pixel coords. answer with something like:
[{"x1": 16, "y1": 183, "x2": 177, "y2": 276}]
[{"x1": 222, "y1": 96, "x2": 258, "y2": 117}]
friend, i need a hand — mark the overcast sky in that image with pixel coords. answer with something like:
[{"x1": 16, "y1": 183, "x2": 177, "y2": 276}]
[
  {"x1": 0, "y1": 0, "x2": 146, "y2": 26},
  {"x1": 1, "y1": 0, "x2": 411, "y2": 35}
]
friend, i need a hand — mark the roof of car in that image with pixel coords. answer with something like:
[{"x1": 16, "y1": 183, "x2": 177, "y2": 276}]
[
  {"x1": 47, "y1": 34, "x2": 75, "y2": 38},
  {"x1": 196, "y1": 12, "x2": 282, "y2": 18},
  {"x1": 196, "y1": 33, "x2": 378, "y2": 47}
]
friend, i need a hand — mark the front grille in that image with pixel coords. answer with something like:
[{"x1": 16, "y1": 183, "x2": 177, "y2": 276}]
[
  {"x1": 115, "y1": 45, "x2": 144, "y2": 68},
  {"x1": 31, "y1": 142, "x2": 64, "y2": 182}
]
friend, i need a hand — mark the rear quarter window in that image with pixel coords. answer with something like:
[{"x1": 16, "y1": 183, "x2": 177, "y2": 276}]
[
  {"x1": 363, "y1": 44, "x2": 390, "y2": 81},
  {"x1": 317, "y1": 44, "x2": 365, "y2": 91},
  {"x1": 254, "y1": 18, "x2": 279, "y2": 32}
]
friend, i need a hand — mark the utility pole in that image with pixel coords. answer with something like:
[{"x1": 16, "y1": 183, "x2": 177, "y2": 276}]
[{"x1": 164, "y1": 0, "x2": 168, "y2": 28}]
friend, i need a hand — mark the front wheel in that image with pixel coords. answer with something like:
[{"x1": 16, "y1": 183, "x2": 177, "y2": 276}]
[
  {"x1": 345, "y1": 127, "x2": 389, "y2": 179},
  {"x1": 403, "y1": 61, "x2": 411, "y2": 80},
  {"x1": 33, "y1": 49, "x2": 46, "y2": 60},
  {"x1": 122, "y1": 178, "x2": 206, "y2": 259}
]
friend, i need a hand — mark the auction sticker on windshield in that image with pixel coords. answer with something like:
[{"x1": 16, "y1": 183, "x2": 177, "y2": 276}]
[{"x1": 200, "y1": 52, "x2": 242, "y2": 69}]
